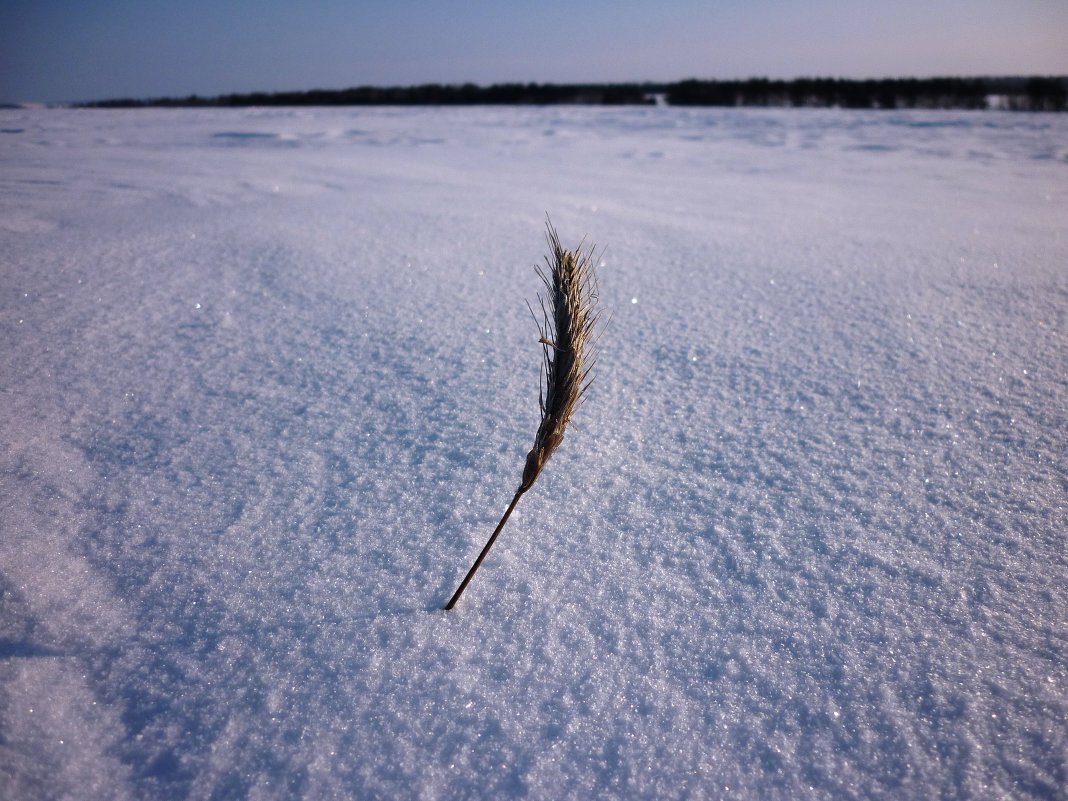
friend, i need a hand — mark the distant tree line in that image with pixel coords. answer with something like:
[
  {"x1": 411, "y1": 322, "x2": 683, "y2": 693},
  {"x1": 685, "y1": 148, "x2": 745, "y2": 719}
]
[
  {"x1": 667, "y1": 76, "x2": 1067, "y2": 111},
  {"x1": 84, "y1": 82, "x2": 656, "y2": 108},
  {"x1": 669, "y1": 77, "x2": 986, "y2": 108},
  {"x1": 82, "y1": 77, "x2": 1067, "y2": 111}
]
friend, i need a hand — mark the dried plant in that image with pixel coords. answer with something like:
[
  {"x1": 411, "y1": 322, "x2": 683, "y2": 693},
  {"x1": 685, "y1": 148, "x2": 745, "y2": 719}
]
[{"x1": 444, "y1": 219, "x2": 602, "y2": 610}]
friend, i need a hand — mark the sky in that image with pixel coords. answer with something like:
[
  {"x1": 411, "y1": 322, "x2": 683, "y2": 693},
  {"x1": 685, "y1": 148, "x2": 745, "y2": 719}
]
[{"x1": 1, "y1": 0, "x2": 1067, "y2": 104}]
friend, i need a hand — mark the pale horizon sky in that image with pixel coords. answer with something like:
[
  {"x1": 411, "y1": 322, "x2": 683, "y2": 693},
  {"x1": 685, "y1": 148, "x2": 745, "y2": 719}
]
[{"x1": 2, "y1": 0, "x2": 1067, "y2": 104}]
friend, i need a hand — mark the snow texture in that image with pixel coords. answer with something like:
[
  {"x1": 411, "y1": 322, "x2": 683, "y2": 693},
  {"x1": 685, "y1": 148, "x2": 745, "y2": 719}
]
[{"x1": 1, "y1": 106, "x2": 1066, "y2": 800}]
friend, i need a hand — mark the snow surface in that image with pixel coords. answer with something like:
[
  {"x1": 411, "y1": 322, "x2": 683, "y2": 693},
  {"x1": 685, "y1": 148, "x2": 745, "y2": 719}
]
[{"x1": 1, "y1": 106, "x2": 1066, "y2": 800}]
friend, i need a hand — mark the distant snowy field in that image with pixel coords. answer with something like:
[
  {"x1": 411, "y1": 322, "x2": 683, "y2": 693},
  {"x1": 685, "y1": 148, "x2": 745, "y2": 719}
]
[{"x1": 1, "y1": 106, "x2": 1066, "y2": 800}]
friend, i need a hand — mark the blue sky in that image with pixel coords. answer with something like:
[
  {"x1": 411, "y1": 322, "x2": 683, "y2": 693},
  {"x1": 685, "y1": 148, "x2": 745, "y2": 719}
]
[{"x1": 2, "y1": 0, "x2": 1066, "y2": 103}]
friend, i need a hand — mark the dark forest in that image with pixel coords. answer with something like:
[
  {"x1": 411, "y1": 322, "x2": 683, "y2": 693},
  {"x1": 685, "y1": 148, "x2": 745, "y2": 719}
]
[{"x1": 84, "y1": 76, "x2": 1067, "y2": 111}]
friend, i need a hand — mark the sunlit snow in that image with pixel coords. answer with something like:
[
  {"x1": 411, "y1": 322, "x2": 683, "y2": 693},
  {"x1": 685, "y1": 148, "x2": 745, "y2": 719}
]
[{"x1": 1, "y1": 106, "x2": 1066, "y2": 800}]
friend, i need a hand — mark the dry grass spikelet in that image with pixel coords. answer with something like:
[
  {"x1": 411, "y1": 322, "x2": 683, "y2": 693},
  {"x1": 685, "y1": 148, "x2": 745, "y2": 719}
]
[
  {"x1": 521, "y1": 221, "x2": 601, "y2": 490},
  {"x1": 444, "y1": 218, "x2": 602, "y2": 610}
]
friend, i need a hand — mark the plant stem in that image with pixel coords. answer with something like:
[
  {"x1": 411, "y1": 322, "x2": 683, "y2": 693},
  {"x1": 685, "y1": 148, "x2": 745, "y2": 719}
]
[{"x1": 444, "y1": 489, "x2": 526, "y2": 610}]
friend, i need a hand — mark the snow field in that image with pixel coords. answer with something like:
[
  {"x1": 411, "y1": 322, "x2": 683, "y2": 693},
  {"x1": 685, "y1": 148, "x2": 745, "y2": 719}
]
[{"x1": 1, "y1": 106, "x2": 1066, "y2": 800}]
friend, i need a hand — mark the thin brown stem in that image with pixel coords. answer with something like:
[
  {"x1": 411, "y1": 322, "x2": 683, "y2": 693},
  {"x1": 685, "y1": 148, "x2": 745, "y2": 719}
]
[{"x1": 444, "y1": 489, "x2": 526, "y2": 610}]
